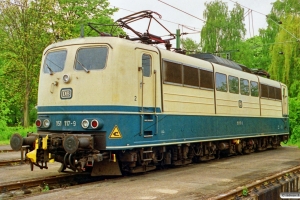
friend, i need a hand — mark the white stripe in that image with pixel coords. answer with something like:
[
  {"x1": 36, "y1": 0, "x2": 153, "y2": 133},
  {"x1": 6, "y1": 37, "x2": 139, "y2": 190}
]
[{"x1": 38, "y1": 111, "x2": 287, "y2": 118}]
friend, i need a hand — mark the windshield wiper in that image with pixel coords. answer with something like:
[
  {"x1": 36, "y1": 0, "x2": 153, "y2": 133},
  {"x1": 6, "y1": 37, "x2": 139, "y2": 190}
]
[
  {"x1": 45, "y1": 58, "x2": 64, "y2": 72},
  {"x1": 75, "y1": 59, "x2": 90, "y2": 73},
  {"x1": 46, "y1": 63, "x2": 54, "y2": 75}
]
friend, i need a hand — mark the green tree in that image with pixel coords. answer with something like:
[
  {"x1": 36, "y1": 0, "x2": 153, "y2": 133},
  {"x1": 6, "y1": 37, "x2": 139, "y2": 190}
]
[
  {"x1": 201, "y1": 0, "x2": 246, "y2": 55},
  {"x1": 48, "y1": 0, "x2": 121, "y2": 40},
  {"x1": 0, "y1": 0, "x2": 53, "y2": 127},
  {"x1": 265, "y1": 0, "x2": 300, "y2": 97},
  {"x1": 288, "y1": 97, "x2": 300, "y2": 144},
  {"x1": 260, "y1": 0, "x2": 300, "y2": 144},
  {"x1": 0, "y1": 0, "x2": 120, "y2": 127},
  {"x1": 234, "y1": 36, "x2": 270, "y2": 70},
  {"x1": 181, "y1": 38, "x2": 201, "y2": 54}
]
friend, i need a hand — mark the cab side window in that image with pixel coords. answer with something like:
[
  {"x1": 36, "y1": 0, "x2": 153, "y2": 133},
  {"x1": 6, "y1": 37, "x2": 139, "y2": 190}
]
[{"x1": 142, "y1": 54, "x2": 151, "y2": 77}]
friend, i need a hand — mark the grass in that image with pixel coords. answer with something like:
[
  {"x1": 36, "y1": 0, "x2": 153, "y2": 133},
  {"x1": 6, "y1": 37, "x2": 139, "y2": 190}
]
[
  {"x1": 0, "y1": 126, "x2": 36, "y2": 145},
  {"x1": 281, "y1": 141, "x2": 300, "y2": 148}
]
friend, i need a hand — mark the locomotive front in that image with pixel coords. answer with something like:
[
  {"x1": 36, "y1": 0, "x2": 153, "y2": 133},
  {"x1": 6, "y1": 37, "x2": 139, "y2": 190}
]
[{"x1": 10, "y1": 37, "x2": 138, "y2": 175}]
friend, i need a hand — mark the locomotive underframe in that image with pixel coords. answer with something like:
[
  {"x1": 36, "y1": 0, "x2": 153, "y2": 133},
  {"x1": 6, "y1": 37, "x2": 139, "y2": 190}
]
[{"x1": 11, "y1": 132, "x2": 288, "y2": 176}]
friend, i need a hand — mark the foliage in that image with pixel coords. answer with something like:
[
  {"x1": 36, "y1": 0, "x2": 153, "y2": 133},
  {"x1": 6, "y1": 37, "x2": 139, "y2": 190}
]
[
  {"x1": 42, "y1": 183, "x2": 49, "y2": 192},
  {"x1": 242, "y1": 186, "x2": 248, "y2": 196},
  {"x1": 47, "y1": 0, "x2": 122, "y2": 40},
  {"x1": 0, "y1": 91, "x2": 10, "y2": 128},
  {"x1": 259, "y1": 0, "x2": 300, "y2": 93},
  {"x1": 257, "y1": 0, "x2": 300, "y2": 143},
  {"x1": 0, "y1": 65, "x2": 10, "y2": 127},
  {"x1": 0, "y1": 0, "x2": 120, "y2": 127},
  {"x1": 233, "y1": 36, "x2": 269, "y2": 69},
  {"x1": 201, "y1": 0, "x2": 246, "y2": 54},
  {"x1": 0, "y1": 126, "x2": 36, "y2": 144},
  {"x1": 0, "y1": 0, "x2": 56, "y2": 127},
  {"x1": 268, "y1": 14, "x2": 300, "y2": 94},
  {"x1": 181, "y1": 38, "x2": 201, "y2": 54},
  {"x1": 288, "y1": 98, "x2": 300, "y2": 144}
]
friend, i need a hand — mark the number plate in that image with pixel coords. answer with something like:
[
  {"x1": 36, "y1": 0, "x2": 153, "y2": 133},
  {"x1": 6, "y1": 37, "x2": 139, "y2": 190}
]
[{"x1": 60, "y1": 88, "x2": 73, "y2": 99}]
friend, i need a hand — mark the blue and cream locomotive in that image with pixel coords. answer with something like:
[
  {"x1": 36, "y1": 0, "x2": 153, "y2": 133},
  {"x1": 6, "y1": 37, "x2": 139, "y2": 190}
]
[{"x1": 10, "y1": 11, "x2": 289, "y2": 175}]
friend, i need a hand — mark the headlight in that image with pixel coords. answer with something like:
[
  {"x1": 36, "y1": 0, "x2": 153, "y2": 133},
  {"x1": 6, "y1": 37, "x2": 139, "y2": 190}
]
[
  {"x1": 43, "y1": 119, "x2": 51, "y2": 128},
  {"x1": 81, "y1": 119, "x2": 89, "y2": 129},
  {"x1": 63, "y1": 74, "x2": 71, "y2": 83}
]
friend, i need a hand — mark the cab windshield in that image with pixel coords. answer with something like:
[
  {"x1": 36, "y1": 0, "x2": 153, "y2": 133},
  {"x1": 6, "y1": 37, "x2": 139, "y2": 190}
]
[
  {"x1": 75, "y1": 47, "x2": 108, "y2": 71},
  {"x1": 43, "y1": 50, "x2": 67, "y2": 74}
]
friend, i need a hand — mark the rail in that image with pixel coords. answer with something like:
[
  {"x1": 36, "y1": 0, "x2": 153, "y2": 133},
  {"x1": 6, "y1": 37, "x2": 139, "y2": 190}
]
[
  {"x1": 0, "y1": 159, "x2": 22, "y2": 167},
  {"x1": 0, "y1": 149, "x2": 15, "y2": 153},
  {"x1": 210, "y1": 165, "x2": 300, "y2": 200},
  {"x1": 0, "y1": 174, "x2": 76, "y2": 192}
]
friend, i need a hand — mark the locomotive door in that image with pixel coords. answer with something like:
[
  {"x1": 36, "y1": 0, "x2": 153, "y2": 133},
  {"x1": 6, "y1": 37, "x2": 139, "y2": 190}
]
[{"x1": 136, "y1": 49, "x2": 158, "y2": 137}]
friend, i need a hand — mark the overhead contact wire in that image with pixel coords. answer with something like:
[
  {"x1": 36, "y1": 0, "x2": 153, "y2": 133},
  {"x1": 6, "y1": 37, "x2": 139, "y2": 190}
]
[
  {"x1": 229, "y1": 0, "x2": 300, "y2": 41},
  {"x1": 157, "y1": 0, "x2": 206, "y2": 23}
]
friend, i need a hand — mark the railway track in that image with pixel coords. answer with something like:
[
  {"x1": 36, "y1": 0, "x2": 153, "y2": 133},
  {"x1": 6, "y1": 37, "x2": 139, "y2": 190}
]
[
  {"x1": 0, "y1": 174, "x2": 75, "y2": 192},
  {"x1": 0, "y1": 173, "x2": 104, "y2": 199},
  {"x1": 0, "y1": 159, "x2": 23, "y2": 167},
  {"x1": 0, "y1": 146, "x2": 299, "y2": 199},
  {"x1": 210, "y1": 165, "x2": 300, "y2": 200},
  {"x1": 0, "y1": 149, "x2": 15, "y2": 153}
]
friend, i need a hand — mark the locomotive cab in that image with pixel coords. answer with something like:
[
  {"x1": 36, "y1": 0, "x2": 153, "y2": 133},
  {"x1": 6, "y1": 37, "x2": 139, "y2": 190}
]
[{"x1": 10, "y1": 36, "x2": 163, "y2": 175}]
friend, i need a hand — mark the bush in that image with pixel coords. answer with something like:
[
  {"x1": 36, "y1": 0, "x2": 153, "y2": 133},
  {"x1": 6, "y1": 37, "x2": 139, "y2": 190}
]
[
  {"x1": 0, "y1": 125, "x2": 36, "y2": 145},
  {"x1": 288, "y1": 98, "x2": 300, "y2": 144}
]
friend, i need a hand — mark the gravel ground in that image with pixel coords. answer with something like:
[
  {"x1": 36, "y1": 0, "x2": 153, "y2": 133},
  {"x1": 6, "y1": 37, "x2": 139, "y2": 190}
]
[
  {"x1": 0, "y1": 145, "x2": 62, "y2": 184},
  {"x1": 1, "y1": 146, "x2": 296, "y2": 200}
]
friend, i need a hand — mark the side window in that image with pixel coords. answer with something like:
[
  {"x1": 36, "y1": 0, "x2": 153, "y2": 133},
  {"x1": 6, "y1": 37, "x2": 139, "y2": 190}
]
[
  {"x1": 240, "y1": 78, "x2": 249, "y2": 95},
  {"x1": 250, "y1": 81, "x2": 259, "y2": 97},
  {"x1": 163, "y1": 61, "x2": 182, "y2": 84},
  {"x1": 215, "y1": 73, "x2": 227, "y2": 92},
  {"x1": 142, "y1": 54, "x2": 151, "y2": 77},
  {"x1": 75, "y1": 47, "x2": 108, "y2": 71},
  {"x1": 43, "y1": 50, "x2": 67, "y2": 74},
  {"x1": 269, "y1": 86, "x2": 276, "y2": 99},
  {"x1": 228, "y1": 75, "x2": 239, "y2": 94},
  {"x1": 261, "y1": 84, "x2": 269, "y2": 98},
  {"x1": 200, "y1": 69, "x2": 214, "y2": 89},
  {"x1": 183, "y1": 65, "x2": 199, "y2": 87},
  {"x1": 275, "y1": 87, "x2": 282, "y2": 100}
]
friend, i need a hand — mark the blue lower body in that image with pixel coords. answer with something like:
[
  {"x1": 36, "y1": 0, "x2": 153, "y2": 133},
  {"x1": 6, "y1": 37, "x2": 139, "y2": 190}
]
[{"x1": 37, "y1": 106, "x2": 289, "y2": 150}]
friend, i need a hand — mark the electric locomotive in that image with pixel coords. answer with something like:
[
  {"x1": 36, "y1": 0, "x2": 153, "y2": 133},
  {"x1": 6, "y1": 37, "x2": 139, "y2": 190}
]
[{"x1": 10, "y1": 11, "x2": 289, "y2": 176}]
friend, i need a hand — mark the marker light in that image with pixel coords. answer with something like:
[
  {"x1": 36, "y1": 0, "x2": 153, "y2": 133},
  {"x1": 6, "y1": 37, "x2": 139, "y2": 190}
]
[
  {"x1": 91, "y1": 119, "x2": 99, "y2": 129},
  {"x1": 81, "y1": 119, "x2": 89, "y2": 129},
  {"x1": 35, "y1": 119, "x2": 42, "y2": 128}
]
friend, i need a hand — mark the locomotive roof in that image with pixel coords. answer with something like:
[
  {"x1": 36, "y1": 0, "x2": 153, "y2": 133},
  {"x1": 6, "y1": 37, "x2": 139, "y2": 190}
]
[
  {"x1": 189, "y1": 53, "x2": 242, "y2": 71},
  {"x1": 44, "y1": 37, "x2": 119, "y2": 53}
]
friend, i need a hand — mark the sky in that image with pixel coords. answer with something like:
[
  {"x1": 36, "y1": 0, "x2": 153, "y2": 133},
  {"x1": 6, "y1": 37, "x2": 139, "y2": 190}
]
[{"x1": 108, "y1": 0, "x2": 275, "y2": 46}]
